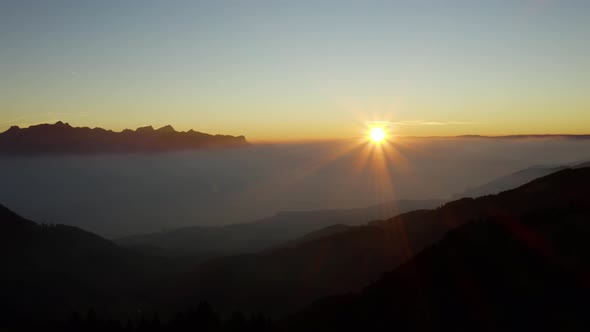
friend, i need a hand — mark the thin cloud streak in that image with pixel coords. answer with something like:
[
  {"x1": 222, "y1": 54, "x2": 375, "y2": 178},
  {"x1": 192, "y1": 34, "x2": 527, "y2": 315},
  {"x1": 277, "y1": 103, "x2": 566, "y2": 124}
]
[{"x1": 367, "y1": 120, "x2": 480, "y2": 126}]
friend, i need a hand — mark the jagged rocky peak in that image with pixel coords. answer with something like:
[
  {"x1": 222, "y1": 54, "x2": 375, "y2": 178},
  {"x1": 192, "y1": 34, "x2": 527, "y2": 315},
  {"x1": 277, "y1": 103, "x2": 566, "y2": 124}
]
[
  {"x1": 0, "y1": 121, "x2": 248, "y2": 154},
  {"x1": 136, "y1": 125, "x2": 155, "y2": 133},
  {"x1": 157, "y1": 125, "x2": 176, "y2": 133},
  {"x1": 54, "y1": 121, "x2": 71, "y2": 127}
]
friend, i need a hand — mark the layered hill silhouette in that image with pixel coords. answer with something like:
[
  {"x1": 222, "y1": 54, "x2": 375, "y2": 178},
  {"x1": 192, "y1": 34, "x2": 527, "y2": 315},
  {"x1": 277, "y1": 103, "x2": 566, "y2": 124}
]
[
  {"x1": 0, "y1": 121, "x2": 247, "y2": 154},
  {"x1": 455, "y1": 164, "x2": 568, "y2": 198},
  {"x1": 116, "y1": 199, "x2": 444, "y2": 260},
  {"x1": 454, "y1": 160, "x2": 590, "y2": 198},
  {"x1": 287, "y1": 167, "x2": 590, "y2": 331},
  {"x1": 169, "y1": 167, "x2": 590, "y2": 318},
  {"x1": 2, "y1": 166, "x2": 590, "y2": 331},
  {"x1": 0, "y1": 204, "x2": 183, "y2": 324}
]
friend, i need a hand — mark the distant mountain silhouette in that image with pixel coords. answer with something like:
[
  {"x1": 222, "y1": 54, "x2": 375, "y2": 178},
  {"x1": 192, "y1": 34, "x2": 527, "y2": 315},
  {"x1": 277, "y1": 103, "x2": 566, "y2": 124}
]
[
  {"x1": 280, "y1": 224, "x2": 352, "y2": 247},
  {"x1": 0, "y1": 197, "x2": 442, "y2": 325},
  {"x1": 4, "y1": 166, "x2": 590, "y2": 331},
  {"x1": 169, "y1": 167, "x2": 590, "y2": 318},
  {"x1": 455, "y1": 165, "x2": 568, "y2": 198},
  {"x1": 116, "y1": 199, "x2": 445, "y2": 260},
  {"x1": 286, "y1": 167, "x2": 590, "y2": 331},
  {"x1": 0, "y1": 121, "x2": 247, "y2": 154},
  {"x1": 455, "y1": 160, "x2": 589, "y2": 198},
  {"x1": 168, "y1": 206, "x2": 476, "y2": 316}
]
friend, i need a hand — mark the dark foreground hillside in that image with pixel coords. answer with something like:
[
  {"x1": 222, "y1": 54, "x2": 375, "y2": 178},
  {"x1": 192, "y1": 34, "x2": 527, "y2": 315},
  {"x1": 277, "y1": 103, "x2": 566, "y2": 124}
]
[
  {"x1": 0, "y1": 204, "x2": 183, "y2": 325},
  {"x1": 116, "y1": 199, "x2": 444, "y2": 260},
  {"x1": 2, "y1": 167, "x2": 590, "y2": 331},
  {"x1": 287, "y1": 168, "x2": 590, "y2": 331}
]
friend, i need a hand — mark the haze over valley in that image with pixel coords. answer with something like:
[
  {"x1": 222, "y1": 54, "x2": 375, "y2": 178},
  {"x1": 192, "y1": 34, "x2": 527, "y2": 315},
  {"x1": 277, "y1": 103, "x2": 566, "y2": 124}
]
[
  {"x1": 1, "y1": 127, "x2": 589, "y2": 237},
  {"x1": 2, "y1": 1, "x2": 590, "y2": 331}
]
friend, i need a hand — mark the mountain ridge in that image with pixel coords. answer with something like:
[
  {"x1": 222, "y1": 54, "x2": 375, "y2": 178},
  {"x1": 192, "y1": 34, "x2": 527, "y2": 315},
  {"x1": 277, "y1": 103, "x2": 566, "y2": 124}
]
[
  {"x1": 0, "y1": 203, "x2": 182, "y2": 323},
  {"x1": 0, "y1": 121, "x2": 248, "y2": 154},
  {"x1": 2, "y1": 166, "x2": 590, "y2": 329},
  {"x1": 171, "y1": 167, "x2": 590, "y2": 318},
  {"x1": 287, "y1": 167, "x2": 590, "y2": 331},
  {"x1": 454, "y1": 160, "x2": 590, "y2": 198},
  {"x1": 115, "y1": 199, "x2": 445, "y2": 259}
]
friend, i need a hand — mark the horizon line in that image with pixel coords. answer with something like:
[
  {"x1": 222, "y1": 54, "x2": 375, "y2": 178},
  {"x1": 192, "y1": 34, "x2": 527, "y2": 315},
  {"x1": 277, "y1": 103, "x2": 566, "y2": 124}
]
[{"x1": 2, "y1": 121, "x2": 590, "y2": 143}]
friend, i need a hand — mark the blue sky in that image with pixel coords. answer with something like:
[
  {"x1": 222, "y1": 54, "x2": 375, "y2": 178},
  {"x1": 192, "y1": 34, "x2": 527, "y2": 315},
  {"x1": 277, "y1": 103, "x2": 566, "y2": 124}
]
[{"x1": 1, "y1": 0, "x2": 589, "y2": 140}]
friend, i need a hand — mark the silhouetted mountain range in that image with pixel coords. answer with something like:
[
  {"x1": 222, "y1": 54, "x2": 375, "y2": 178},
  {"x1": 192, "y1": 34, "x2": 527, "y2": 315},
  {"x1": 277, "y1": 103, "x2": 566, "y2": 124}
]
[
  {"x1": 0, "y1": 204, "x2": 181, "y2": 324},
  {"x1": 455, "y1": 160, "x2": 590, "y2": 198},
  {"x1": 116, "y1": 199, "x2": 444, "y2": 260},
  {"x1": 287, "y1": 167, "x2": 590, "y2": 331},
  {"x1": 0, "y1": 122, "x2": 247, "y2": 154},
  {"x1": 161, "y1": 167, "x2": 590, "y2": 319},
  {"x1": 2, "y1": 166, "x2": 590, "y2": 331}
]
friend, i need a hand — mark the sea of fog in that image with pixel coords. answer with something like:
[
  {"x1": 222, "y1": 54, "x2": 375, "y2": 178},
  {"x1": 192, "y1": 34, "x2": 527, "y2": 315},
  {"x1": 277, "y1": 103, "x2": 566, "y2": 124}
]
[{"x1": 1, "y1": 137, "x2": 589, "y2": 237}]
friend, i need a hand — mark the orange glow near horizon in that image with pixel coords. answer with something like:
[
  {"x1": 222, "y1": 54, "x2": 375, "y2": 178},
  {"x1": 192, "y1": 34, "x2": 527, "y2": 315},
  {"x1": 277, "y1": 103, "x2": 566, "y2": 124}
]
[{"x1": 232, "y1": 121, "x2": 411, "y2": 214}]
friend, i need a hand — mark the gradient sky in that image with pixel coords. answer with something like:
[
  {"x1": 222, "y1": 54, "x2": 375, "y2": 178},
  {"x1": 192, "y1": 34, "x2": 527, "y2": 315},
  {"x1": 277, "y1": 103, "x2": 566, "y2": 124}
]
[{"x1": 1, "y1": 0, "x2": 589, "y2": 141}]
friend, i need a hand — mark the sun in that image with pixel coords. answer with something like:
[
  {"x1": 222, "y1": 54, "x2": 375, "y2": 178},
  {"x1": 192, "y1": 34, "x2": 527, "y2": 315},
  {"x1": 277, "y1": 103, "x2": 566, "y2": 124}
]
[{"x1": 369, "y1": 127, "x2": 386, "y2": 143}]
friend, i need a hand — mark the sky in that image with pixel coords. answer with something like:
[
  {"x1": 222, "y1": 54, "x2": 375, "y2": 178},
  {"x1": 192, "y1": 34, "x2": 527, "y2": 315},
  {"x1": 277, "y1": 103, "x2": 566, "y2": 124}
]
[{"x1": 1, "y1": 0, "x2": 589, "y2": 141}]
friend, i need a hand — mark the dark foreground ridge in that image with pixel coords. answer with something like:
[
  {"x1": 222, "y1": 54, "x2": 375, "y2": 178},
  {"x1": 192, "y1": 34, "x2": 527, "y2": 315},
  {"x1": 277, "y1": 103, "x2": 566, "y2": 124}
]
[
  {"x1": 0, "y1": 122, "x2": 248, "y2": 154},
  {"x1": 287, "y1": 168, "x2": 590, "y2": 331},
  {"x1": 1, "y1": 167, "x2": 590, "y2": 331}
]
